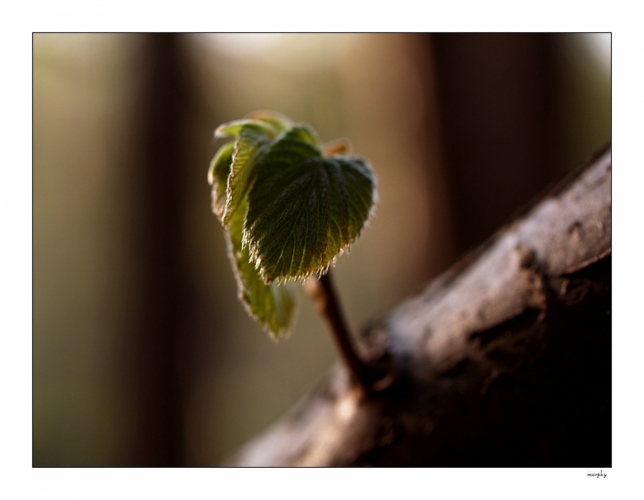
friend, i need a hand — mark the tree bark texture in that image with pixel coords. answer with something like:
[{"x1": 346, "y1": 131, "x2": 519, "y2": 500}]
[{"x1": 227, "y1": 145, "x2": 611, "y2": 467}]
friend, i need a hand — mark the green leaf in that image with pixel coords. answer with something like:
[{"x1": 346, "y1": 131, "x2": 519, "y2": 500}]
[
  {"x1": 284, "y1": 123, "x2": 322, "y2": 148},
  {"x1": 208, "y1": 141, "x2": 234, "y2": 221},
  {"x1": 222, "y1": 122, "x2": 275, "y2": 226},
  {"x1": 226, "y1": 196, "x2": 296, "y2": 338},
  {"x1": 244, "y1": 130, "x2": 376, "y2": 283},
  {"x1": 209, "y1": 111, "x2": 376, "y2": 338},
  {"x1": 246, "y1": 110, "x2": 292, "y2": 133},
  {"x1": 215, "y1": 119, "x2": 277, "y2": 140}
]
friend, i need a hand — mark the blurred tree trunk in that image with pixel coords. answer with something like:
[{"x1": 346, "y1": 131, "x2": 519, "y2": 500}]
[
  {"x1": 430, "y1": 33, "x2": 561, "y2": 254},
  {"x1": 227, "y1": 146, "x2": 611, "y2": 467},
  {"x1": 123, "y1": 34, "x2": 194, "y2": 467}
]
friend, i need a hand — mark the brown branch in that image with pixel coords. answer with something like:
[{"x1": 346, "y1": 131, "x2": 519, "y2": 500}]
[
  {"x1": 227, "y1": 146, "x2": 611, "y2": 467},
  {"x1": 305, "y1": 271, "x2": 379, "y2": 394}
]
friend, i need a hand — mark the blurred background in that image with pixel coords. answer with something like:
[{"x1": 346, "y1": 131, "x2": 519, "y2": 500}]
[{"x1": 33, "y1": 33, "x2": 610, "y2": 466}]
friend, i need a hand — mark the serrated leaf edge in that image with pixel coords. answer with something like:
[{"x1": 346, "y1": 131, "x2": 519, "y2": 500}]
[
  {"x1": 244, "y1": 154, "x2": 378, "y2": 284},
  {"x1": 223, "y1": 229, "x2": 297, "y2": 339},
  {"x1": 210, "y1": 112, "x2": 377, "y2": 336}
]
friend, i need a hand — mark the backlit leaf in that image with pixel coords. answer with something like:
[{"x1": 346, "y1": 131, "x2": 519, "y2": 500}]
[
  {"x1": 246, "y1": 110, "x2": 292, "y2": 133},
  {"x1": 215, "y1": 119, "x2": 277, "y2": 140},
  {"x1": 244, "y1": 132, "x2": 376, "y2": 283},
  {"x1": 222, "y1": 122, "x2": 275, "y2": 226},
  {"x1": 207, "y1": 141, "x2": 234, "y2": 221},
  {"x1": 209, "y1": 111, "x2": 377, "y2": 338},
  {"x1": 226, "y1": 196, "x2": 296, "y2": 338}
]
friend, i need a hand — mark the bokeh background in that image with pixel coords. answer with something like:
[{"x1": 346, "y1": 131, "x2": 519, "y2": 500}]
[{"x1": 33, "y1": 33, "x2": 610, "y2": 466}]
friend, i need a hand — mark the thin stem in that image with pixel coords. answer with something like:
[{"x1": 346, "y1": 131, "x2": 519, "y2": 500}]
[{"x1": 307, "y1": 271, "x2": 374, "y2": 392}]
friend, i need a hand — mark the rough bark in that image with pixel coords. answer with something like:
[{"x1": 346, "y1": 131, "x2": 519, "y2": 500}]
[{"x1": 227, "y1": 145, "x2": 611, "y2": 467}]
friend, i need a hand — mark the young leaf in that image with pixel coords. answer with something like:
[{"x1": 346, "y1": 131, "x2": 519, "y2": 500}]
[
  {"x1": 215, "y1": 119, "x2": 277, "y2": 140},
  {"x1": 209, "y1": 111, "x2": 377, "y2": 338},
  {"x1": 226, "y1": 196, "x2": 296, "y2": 338},
  {"x1": 222, "y1": 122, "x2": 275, "y2": 226},
  {"x1": 244, "y1": 133, "x2": 376, "y2": 283},
  {"x1": 207, "y1": 141, "x2": 234, "y2": 221},
  {"x1": 246, "y1": 110, "x2": 292, "y2": 133}
]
